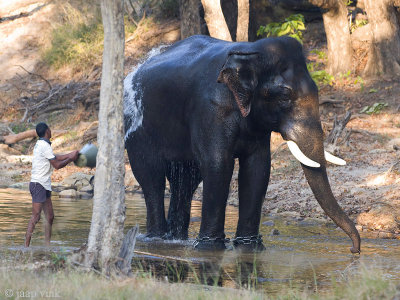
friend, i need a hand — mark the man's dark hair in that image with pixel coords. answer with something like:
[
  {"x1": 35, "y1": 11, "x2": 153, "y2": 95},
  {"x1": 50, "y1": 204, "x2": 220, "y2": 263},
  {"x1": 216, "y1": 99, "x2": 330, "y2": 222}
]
[{"x1": 36, "y1": 122, "x2": 49, "y2": 138}]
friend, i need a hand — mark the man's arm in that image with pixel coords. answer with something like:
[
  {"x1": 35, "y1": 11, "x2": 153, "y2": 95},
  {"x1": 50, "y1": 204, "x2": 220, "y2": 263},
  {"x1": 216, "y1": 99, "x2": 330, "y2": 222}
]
[
  {"x1": 50, "y1": 150, "x2": 79, "y2": 170},
  {"x1": 55, "y1": 150, "x2": 79, "y2": 161}
]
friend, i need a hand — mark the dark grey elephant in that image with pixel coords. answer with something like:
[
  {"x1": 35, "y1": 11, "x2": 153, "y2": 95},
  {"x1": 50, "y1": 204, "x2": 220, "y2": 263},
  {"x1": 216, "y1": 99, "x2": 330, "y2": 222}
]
[{"x1": 123, "y1": 35, "x2": 361, "y2": 253}]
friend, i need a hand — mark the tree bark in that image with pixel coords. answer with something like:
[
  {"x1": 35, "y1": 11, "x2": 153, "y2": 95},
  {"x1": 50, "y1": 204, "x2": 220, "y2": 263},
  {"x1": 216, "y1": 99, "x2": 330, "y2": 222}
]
[
  {"x1": 179, "y1": 0, "x2": 203, "y2": 39},
  {"x1": 83, "y1": 0, "x2": 126, "y2": 274},
  {"x1": 309, "y1": 0, "x2": 353, "y2": 75},
  {"x1": 236, "y1": 0, "x2": 249, "y2": 41},
  {"x1": 201, "y1": 0, "x2": 232, "y2": 41},
  {"x1": 363, "y1": 0, "x2": 400, "y2": 77}
]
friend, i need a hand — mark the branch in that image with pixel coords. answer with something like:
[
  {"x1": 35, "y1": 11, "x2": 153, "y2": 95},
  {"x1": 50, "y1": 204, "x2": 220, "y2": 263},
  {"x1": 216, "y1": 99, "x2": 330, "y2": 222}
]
[
  {"x1": 15, "y1": 65, "x2": 52, "y2": 90},
  {"x1": 116, "y1": 225, "x2": 139, "y2": 275},
  {"x1": 319, "y1": 99, "x2": 345, "y2": 105}
]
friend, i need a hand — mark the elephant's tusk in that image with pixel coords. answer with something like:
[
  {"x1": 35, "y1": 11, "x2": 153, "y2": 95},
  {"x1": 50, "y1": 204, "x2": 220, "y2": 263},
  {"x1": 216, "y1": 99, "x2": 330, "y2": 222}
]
[
  {"x1": 287, "y1": 141, "x2": 320, "y2": 168},
  {"x1": 324, "y1": 151, "x2": 346, "y2": 166}
]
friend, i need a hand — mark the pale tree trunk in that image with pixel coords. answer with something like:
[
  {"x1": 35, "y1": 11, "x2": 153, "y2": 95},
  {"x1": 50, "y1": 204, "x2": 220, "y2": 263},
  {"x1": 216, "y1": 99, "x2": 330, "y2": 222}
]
[
  {"x1": 363, "y1": 0, "x2": 400, "y2": 77},
  {"x1": 309, "y1": 0, "x2": 353, "y2": 75},
  {"x1": 83, "y1": 0, "x2": 126, "y2": 274},
  {"x1": 236, "y1": 0, "x2": 249, "y2": 41},
  {"x1": 201, "y1": 0, "x2": 232, "y2": 41},
  {"x1": 179, "y1": 0, "x2": 203, "y2": 39}
]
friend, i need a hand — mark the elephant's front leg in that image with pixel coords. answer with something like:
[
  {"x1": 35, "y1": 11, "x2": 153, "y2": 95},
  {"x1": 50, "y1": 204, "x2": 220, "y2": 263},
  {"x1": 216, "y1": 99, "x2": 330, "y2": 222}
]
[
  {"x1": 195, "y1": 156, "x2": 234, "y2": 250},
  {"x1": 235, "y1": 140, "x2": 271, "y2": 251}
]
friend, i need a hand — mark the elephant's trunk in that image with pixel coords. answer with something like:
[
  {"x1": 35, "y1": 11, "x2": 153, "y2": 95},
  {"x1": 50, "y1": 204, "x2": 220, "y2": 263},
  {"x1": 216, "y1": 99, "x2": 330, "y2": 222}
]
[
  {"x1": 301, "y1": 165, "x2": 361, "y2": 254},
  {"x1": 280, "y1": 105, "x2": 360, "y2": 253}
]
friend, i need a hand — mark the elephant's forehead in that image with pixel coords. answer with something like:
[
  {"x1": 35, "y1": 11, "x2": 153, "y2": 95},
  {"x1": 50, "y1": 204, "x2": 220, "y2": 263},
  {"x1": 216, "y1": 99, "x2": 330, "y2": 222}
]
[{"x1": 256, "y1": 37, "x2": 304, "y2": 64}]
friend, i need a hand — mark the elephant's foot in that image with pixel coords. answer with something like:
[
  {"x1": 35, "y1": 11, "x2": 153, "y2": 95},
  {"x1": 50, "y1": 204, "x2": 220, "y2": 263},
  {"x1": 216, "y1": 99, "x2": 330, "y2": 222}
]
[
  {"x1": 232, "y1": 235, "x2": 265, "y2": 252},
  {"x1": 193, "y1": 236, "x2": 228, "y2": 251},
  {"x1": 165, "y1": 231, "x2": 189, "y2": 240},
  {"x1": 144, "y1": 231, "x2": 167, "y2": 240}
]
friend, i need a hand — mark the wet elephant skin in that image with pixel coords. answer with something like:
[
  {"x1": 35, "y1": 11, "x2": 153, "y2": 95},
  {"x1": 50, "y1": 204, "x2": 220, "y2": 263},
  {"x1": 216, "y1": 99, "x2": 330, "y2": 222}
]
[{"x1": 124, "y1": 35, "x2": 360, "y2": 253}]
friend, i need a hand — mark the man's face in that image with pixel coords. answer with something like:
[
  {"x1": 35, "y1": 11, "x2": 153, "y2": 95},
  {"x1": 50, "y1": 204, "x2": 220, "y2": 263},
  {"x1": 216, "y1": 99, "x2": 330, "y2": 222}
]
[{"x1": 46, "y1": 128, "x2": 52, "y2": 139}]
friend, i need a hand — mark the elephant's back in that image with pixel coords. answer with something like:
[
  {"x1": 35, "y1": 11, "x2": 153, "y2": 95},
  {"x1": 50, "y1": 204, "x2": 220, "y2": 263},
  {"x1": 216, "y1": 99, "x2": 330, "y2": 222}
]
[{"x1": 123, "y1": 36, "x2": 248, "y2": 144}]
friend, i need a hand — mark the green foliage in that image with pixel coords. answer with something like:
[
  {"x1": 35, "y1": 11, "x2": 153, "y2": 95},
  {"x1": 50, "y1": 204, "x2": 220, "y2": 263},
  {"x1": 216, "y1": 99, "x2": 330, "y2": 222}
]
[
  {"x1": 354, "y1": 76, "x2": 364, "y2": 91},
  {"x1": 368, "y1": 88, "x2": 378, "y2": 93},
  {"x1": 257, "y1": 14, "x2": 306, "y2": 43},
  {"x1": 10, "y1": 123, "x2": 29, "y2": 134},
  {"x1": 310, "y1": 49, "x2": 327, "y2": 60},
  {"x1": 360, "y1": 102, "x2": 388, "y2": 115},
  {"x1": 338, "y1": 70, "x2": 352, "y2": 80},
  {"x1": 351, "y1": 19, "x2": 368, "y2": 33},
  {"x1": 42, "y1": 5, "x2": 137, "y2": 71},
  {"x1": 124, "y1": 15, "x2": 137, "y2": 34},
  {"x1": 307, "y1": 63, "x2": 334, "y2": 87},
  {"x1": 50, "y1": 252, "x2": 67, "y2": 269},
  {"x1": 42, "y1": 21, "x2": 104, "y2": 70}
]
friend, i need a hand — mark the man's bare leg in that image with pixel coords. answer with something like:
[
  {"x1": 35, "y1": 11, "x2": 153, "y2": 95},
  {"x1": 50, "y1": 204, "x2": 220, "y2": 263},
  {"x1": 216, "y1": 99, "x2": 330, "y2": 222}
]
[
  {"x1": 42, "y1": 197, "x2": 54, "y2": 246},
  {"x1": 25, "y1": 202, "x2": 43, "y2": 247}
]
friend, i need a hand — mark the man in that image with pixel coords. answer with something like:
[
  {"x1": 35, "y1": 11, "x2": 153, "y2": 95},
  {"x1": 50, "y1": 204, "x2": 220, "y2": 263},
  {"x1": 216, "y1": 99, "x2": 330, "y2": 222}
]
[{"x1": 25, "y1": 122, "x2": 79, "y2": 247}]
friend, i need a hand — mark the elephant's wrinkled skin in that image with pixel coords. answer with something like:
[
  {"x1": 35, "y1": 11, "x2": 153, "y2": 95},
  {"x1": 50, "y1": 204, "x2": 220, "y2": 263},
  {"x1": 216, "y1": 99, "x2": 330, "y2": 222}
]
[{"x1": 124, "y1": 35, "x2": 361, "y2": 253}]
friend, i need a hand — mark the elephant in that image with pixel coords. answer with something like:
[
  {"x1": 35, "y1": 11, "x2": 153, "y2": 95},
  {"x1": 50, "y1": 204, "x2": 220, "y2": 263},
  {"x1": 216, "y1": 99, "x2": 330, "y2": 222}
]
[{"x1": 123, "y1": 35, "x2": 361, "y2": 253}]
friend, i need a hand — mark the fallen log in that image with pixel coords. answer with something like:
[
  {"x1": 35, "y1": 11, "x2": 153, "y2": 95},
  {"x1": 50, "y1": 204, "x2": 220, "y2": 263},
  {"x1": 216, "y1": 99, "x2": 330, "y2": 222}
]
[{"x1": 1, "y1": 129, "x2": 67, "y2": 145}]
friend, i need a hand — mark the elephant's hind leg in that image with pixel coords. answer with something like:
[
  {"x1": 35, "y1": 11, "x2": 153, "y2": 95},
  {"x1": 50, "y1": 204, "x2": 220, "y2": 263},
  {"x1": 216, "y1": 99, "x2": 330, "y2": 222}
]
[
  {"x1": 129, "y1": 151, "x2": 167, "y2": 238},
  {"x1": 166, "y1": 161, "x2": 202, "y2": 240}
]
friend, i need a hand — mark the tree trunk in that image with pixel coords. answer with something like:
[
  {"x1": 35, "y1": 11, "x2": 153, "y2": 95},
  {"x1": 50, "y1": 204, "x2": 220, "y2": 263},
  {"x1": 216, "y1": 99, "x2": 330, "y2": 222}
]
[
  {"x1": 179, "y1": 0, "x2": 202, "y2": 39},
  {"x1": 221, "y1": 0, "x2": 238, "y2": 41},
  {"x1": 83, "y1": 0, "x2": 126, "y2": 274},
  {"x1": 363, "y1": 0, "x2": 400, "y2": 77},
  {"x1": 309, "y1": 0, "x2": 353, "y2": 75},
  {"x1": 201, "y1": 0, "x2": 232, "y2": 41},
  {"x1": 236, "y1": 0, "x2": 249, "y2": 41}
]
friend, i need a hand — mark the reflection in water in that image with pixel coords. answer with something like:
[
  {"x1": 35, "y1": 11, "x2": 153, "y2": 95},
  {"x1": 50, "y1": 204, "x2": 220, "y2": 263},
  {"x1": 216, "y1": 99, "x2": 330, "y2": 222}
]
[{"x1": 1, "y1": 188, "x2": 400, "y2": 293}]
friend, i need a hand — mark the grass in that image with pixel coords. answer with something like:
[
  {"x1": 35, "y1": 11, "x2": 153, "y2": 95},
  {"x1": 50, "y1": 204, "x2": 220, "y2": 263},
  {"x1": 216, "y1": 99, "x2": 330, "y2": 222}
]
[
  {"x1": 0, "y1": 261, "x2": 398, "y2": 299},
  {"x1": 42, "y1": 2, "x2": 137, "y2": 73}
]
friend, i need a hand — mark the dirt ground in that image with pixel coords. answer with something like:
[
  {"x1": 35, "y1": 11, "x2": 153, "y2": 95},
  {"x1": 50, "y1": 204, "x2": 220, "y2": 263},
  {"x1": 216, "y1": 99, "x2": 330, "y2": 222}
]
[{"x1": 0, "y1": 0, "x2": 399, "y2": 237}]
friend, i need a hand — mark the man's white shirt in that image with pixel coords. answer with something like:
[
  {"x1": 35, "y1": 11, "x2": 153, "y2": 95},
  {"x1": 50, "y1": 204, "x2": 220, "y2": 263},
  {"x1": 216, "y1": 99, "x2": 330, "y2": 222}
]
[{"x1": 31, "y1": 139, "x2": 56, "y2": 191}]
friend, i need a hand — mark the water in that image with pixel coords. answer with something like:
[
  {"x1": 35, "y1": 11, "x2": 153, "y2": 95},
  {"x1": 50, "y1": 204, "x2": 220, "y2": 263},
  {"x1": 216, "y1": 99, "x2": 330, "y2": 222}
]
[{"x1": 1, "y1": 188, "x2": 400, "y2": 293}]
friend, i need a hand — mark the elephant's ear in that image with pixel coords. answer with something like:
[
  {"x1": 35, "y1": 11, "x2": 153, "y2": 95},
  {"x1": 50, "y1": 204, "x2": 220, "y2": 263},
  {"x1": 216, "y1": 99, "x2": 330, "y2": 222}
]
[{"x1": 217, "y1": 51, "x2": 259, "y2": 117}]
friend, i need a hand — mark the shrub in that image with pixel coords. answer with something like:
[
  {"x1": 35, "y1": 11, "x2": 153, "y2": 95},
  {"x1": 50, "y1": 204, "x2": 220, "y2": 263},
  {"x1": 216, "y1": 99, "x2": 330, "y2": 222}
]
[
  {"x1": 257, "y1": 14, "x2": 306, "y2": 43},
  {"x1": 307, "y1": 63, "x2": 334, "y2": 87}
]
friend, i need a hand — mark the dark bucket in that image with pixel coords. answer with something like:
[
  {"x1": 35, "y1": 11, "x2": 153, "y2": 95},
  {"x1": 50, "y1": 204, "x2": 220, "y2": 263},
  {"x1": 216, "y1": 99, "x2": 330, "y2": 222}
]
[{"x1": 74, "y1": 143, "x2": 98, "y2": 168}]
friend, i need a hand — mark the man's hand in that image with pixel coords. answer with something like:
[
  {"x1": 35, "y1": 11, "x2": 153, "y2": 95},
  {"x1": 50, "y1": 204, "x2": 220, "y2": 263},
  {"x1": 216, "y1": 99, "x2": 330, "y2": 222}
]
[{"x1": 70, "y1": 150, "x2": 80, "y2": 161}]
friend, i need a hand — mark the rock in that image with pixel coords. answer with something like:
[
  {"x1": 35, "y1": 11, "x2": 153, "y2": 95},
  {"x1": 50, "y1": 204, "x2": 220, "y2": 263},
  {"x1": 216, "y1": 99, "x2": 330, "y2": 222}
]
[
  {"x1": 52, "y1": 183, "x2": 75, "y2": 192},
  {"x1": 61, "y1": 172, "x2": 94, "y2": 186},
  {"x1": 9, "y1": 182, "x2": 29, "y2": 190},
  {"x1": 262, "y1": 220, "x2": 275, "y2": 226},
  {"x1": 59, "y1": 189, "x2": 78, "y2": 198},
  {"x1": 77, "y1": 191, "x2": 92, "y2": 199},
  {"x1": 79, "y1": 185, "x2": 93, "y2": 193},
  {"x1": 75, "y1": 178, "x2": 90, "y2": 191},
  {"x1": 387, "y1": 138, "x2": 400, "y2": 151},
  {"x1": 270, "y1": 228, "x2": 280, "y2": 236}
]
